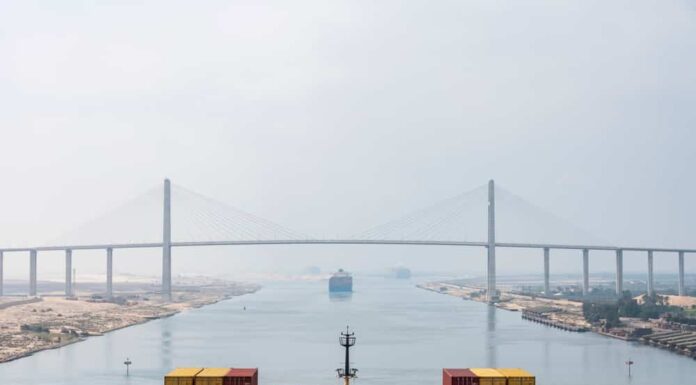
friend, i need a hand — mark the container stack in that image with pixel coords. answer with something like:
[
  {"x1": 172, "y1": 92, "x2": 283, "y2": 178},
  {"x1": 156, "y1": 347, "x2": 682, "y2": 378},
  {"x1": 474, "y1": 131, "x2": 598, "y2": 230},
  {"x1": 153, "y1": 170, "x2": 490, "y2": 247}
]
[
  {"x1": 443, "y1": 368, "x2": 535, "y2": 385},
  {"x1": 495, "y1": 368, "x2": 535, "y2": 385},
  {"x1": 225, "y1": 369, "x2": 259, "y2": 385},
  {"x1": 164, "y1": 368, "x2": 258, "y2": 385},
  {"x1": 165, "y1": 368, "x2": 203, "y2": 385}
]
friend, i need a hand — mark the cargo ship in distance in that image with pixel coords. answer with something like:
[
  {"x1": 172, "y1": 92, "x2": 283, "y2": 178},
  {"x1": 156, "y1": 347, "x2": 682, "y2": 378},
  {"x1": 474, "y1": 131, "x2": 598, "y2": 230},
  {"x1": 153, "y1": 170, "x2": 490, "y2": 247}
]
[
  {"x1": 391, "y1": 266, "x2": 411, "y2": 279},
  {"x1": 329, "y1": 269, "x2": 353, "y2": 292}
]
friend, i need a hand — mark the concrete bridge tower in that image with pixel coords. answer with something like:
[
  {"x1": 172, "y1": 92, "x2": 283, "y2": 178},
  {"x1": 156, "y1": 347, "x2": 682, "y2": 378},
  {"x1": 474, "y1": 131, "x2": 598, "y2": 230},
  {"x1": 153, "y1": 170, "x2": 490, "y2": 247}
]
[
  {"x1": 162, "y1": 178, "x2": 172, "y2": 300},
  {"x1": 487, "y1": 180, "x2": 497, "y2": 303}
]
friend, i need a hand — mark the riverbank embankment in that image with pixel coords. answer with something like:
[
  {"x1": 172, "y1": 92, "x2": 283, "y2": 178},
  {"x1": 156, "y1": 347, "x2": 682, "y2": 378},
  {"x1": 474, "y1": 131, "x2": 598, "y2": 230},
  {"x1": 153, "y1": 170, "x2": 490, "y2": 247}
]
[
  {"x1": 417, "y1": 281, "x2": 590, "y2": 330},
  {"x1": 418, "y1": 281, "x2": 696, "y2": 359},
  {"x1": 0, "y1": 281, "x2": 259, "y2": 363}
]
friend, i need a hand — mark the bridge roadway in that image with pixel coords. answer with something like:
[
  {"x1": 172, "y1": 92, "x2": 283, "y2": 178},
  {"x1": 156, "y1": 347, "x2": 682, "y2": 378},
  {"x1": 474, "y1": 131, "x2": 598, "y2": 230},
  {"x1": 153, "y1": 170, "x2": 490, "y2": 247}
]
[
  {"x1": 2, "y1": 239, "x2": 696, "y2": 253},
  {"x1": 0, "y1": 179, "x2": 693, "y2": 301},
  {"x1": 0, "y1": 238, "x2": 693, "y2": 300}
]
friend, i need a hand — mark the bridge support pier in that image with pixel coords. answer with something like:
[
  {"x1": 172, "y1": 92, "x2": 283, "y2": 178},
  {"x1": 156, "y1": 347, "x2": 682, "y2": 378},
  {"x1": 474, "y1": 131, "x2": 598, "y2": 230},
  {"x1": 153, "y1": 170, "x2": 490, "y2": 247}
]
[
  {"x1": 30, "y1": 250, "x2": 37, "y2": 297},
  {"x1": 615, "y1": 249, "x2": 623, "y2": 296},
  {"x1": 487, "y1": 180, "x2": 496, "y2": 303},
  {"x1": 647, "y1": 250, "x2": 654, "y2": 297},
  {"x1": 678, "y1": 251, "x2": 685, "y2": 296},
  {"x1": 543, "y1": 248, "x2": 550, "y2": 295},
  {"x1": 65, "y1": 250, "x2": 73, "y2": 297},
  {"x1": 582, "y1": 249, "x2": 589, "y2": 296},
  {"x1": 162, "y1": 179, "x2": 172, "y2": 301},
  {"x1": 106, "y1": 248, "x2": 113, "y2": 299},
  {"x1": 0, "y1": 251, "x2": 3, "y2": 297}
]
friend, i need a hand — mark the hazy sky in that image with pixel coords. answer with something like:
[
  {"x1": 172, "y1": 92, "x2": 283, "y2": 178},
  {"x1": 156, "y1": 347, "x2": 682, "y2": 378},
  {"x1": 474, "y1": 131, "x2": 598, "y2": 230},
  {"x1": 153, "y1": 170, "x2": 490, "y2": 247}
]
[{"x1": 1, "y1": 1, "x2": 695, "y2": 280}]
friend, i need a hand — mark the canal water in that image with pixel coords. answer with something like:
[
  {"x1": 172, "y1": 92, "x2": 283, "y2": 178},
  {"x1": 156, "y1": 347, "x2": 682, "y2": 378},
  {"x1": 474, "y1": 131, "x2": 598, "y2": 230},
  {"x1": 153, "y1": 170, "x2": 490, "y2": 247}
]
[{"x1": 0, "y1": 276, "x2": 695, "y2": 385}]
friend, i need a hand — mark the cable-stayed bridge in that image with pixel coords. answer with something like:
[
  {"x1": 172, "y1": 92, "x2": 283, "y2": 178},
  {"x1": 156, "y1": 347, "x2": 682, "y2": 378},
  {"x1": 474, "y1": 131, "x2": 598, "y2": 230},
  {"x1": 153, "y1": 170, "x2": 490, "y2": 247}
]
[{"x1": 0, "y1": 179, "x2": 693, "y2": 302}]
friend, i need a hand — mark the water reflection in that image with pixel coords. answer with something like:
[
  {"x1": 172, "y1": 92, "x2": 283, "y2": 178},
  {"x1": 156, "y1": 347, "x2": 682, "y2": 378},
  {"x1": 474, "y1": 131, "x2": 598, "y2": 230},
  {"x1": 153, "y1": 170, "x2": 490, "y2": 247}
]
[
  {"x1": 104, "y1": 331, "x2": 113, "y2": 370},
  {"x1": 329, "y1": 292, "x2": 353, "y2": 302},
  {"x1": 582, "y1": 341, "x2": 589, "y2": 369},
  {"x1": 160, "y1": 323, "x2": 172, "y2": 370},
  {"x1": 486, "y1": 304, "x2": 497, "y2": 367}
]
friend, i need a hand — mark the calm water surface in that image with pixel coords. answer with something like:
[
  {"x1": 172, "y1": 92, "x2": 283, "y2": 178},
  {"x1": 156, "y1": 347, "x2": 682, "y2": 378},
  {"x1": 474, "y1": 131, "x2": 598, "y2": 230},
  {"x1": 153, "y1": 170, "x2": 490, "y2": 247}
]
[{"x1": 1, "y1": 277, "x2": 695, "y2": 385}]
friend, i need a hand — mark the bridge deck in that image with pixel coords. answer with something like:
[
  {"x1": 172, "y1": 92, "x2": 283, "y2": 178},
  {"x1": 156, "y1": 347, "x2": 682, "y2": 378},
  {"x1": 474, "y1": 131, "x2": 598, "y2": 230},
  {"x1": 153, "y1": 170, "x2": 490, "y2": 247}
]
[{"x1": 1, "y1": 239, "x2": 694, "y2": 253}]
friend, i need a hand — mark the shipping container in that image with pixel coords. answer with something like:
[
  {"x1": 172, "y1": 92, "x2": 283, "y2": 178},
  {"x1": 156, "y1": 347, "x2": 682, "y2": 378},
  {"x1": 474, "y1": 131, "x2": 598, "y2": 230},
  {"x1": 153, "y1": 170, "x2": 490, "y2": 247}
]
[
  {"x1": 469, "y1": 368, "x2": 506, "y2": 385},
  {"x1": 496, "y1": 368, "x2": 535, "y2": 385},
  {"x1": 164, "y1": 368, "x2": 203, "y2": 385},
  {"x1": 195, "y1": 368, "x2": 232, "y2": 385},
  {"x1": 443, "y1": 368, "x2": 480, "y2": 385},
  {"x1": 226, "y1": 368, "x2": 258, "y2": 385}
]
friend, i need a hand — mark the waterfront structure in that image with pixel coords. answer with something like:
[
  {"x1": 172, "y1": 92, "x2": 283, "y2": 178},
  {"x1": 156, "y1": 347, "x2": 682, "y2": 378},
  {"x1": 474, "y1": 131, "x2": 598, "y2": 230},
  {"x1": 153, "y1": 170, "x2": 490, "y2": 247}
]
[
  {"x1": 0, "y1": 179, "x2": 693, "y2": 302},
  {"x1": 642, "y1": 331, "x2": 696, "y2": 357}
]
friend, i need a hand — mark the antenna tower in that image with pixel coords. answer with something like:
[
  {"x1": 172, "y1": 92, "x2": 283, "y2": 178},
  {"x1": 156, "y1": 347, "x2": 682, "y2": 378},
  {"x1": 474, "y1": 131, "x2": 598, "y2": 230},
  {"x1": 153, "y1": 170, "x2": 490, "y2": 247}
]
[{"x1": 336, "y1": 326, "x2": 358, "y2": 385}]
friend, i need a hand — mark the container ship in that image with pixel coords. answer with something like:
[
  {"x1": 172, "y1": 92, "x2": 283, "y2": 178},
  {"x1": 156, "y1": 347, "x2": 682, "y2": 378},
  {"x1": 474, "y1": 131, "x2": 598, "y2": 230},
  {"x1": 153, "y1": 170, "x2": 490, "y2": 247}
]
[
  {"x1": 163, "y1": 330, "x2": 535, "y2": 385},
  {"x1": 329, "y1": 269, "x2": 353, "y2": 292},
  {"x1": 163, "y1": 366, "x2": 535, "y2": 385}
]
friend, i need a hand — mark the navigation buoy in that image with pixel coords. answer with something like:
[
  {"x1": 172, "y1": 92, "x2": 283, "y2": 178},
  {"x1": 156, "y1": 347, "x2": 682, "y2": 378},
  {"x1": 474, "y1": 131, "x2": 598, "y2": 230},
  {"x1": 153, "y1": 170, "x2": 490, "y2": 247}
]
[
  {"x1": 625, "y1": 358, "x2": 634, "y2": 377},
  {"x1": 124, "y1": 357, "x2": 132, "y2": 376}
]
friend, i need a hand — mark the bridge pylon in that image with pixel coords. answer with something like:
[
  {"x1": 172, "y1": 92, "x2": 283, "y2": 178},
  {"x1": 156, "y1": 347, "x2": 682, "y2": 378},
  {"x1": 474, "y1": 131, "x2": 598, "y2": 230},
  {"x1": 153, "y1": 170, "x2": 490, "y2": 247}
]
[
  {"x1": 487, "y1": 179, "x2": 497, "y2": 303},
  {"x1": 162, "y1": 178, "x2": 172, "y2": 301}
]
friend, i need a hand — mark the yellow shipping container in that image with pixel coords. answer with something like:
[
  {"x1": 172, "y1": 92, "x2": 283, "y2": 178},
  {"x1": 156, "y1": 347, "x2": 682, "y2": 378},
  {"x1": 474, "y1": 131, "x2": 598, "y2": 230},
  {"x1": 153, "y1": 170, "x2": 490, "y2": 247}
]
[
  {"x1": 497, "y1": 368, "x2": 535, "y2": 385},
  {"x1": 164, "y1": 368, "x2": 203, "y2": 385},
  {"x1": 195, "y1": 368, "x2": 232, "y2": 385},
  {"x1": 469, "y1": 368, "x2": 506, "y2": 385}
]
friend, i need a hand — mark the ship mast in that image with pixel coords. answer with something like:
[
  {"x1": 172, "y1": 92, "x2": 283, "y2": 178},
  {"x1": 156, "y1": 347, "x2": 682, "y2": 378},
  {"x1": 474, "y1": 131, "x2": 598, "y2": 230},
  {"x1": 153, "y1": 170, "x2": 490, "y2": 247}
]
[{"x1": 336, "y1": 326, "x2": 358, "y2": 385}]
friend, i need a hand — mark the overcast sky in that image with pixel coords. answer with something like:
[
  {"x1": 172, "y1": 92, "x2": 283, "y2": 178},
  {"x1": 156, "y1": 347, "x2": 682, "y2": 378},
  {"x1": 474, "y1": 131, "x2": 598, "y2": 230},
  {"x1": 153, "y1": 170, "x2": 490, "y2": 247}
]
[{"x1": 1, "y1": 1, "x2": 695, "y2": 281}]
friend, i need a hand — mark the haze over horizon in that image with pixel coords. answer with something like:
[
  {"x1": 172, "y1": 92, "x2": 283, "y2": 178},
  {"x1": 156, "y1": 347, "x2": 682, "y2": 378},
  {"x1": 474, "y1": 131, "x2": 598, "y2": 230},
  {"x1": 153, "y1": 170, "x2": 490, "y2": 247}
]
[{"x1": 1, "y1": 1, "x2": 695, "y2": 279}]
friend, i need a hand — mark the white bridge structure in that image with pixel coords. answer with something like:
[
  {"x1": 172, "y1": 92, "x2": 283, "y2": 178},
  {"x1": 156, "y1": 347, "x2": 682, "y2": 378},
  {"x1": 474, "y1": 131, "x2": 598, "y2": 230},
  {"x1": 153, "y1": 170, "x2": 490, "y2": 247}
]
[{"x1": 0, "y1": 179, "x2": 693, "y2": 302}]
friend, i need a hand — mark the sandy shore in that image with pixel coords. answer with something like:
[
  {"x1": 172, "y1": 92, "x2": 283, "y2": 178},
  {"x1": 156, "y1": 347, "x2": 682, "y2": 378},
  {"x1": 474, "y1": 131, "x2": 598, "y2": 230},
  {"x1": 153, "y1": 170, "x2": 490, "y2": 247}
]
[
  {"x1": 0, "y1": 281, "x2": 259, "y2": 363},
  {"x1": 417, "y1": 281, "x2": 590, "y2": 329}
]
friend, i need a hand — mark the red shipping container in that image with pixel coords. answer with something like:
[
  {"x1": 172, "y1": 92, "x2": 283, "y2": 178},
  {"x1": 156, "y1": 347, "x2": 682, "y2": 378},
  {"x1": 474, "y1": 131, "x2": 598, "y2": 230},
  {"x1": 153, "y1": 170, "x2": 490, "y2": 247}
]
[
  {"x1": 443, "y1": 368, "x2": 479, "y2": 385},
  {"x1": 224, "y1": 368, "x2": 258, "y2": 385}
]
